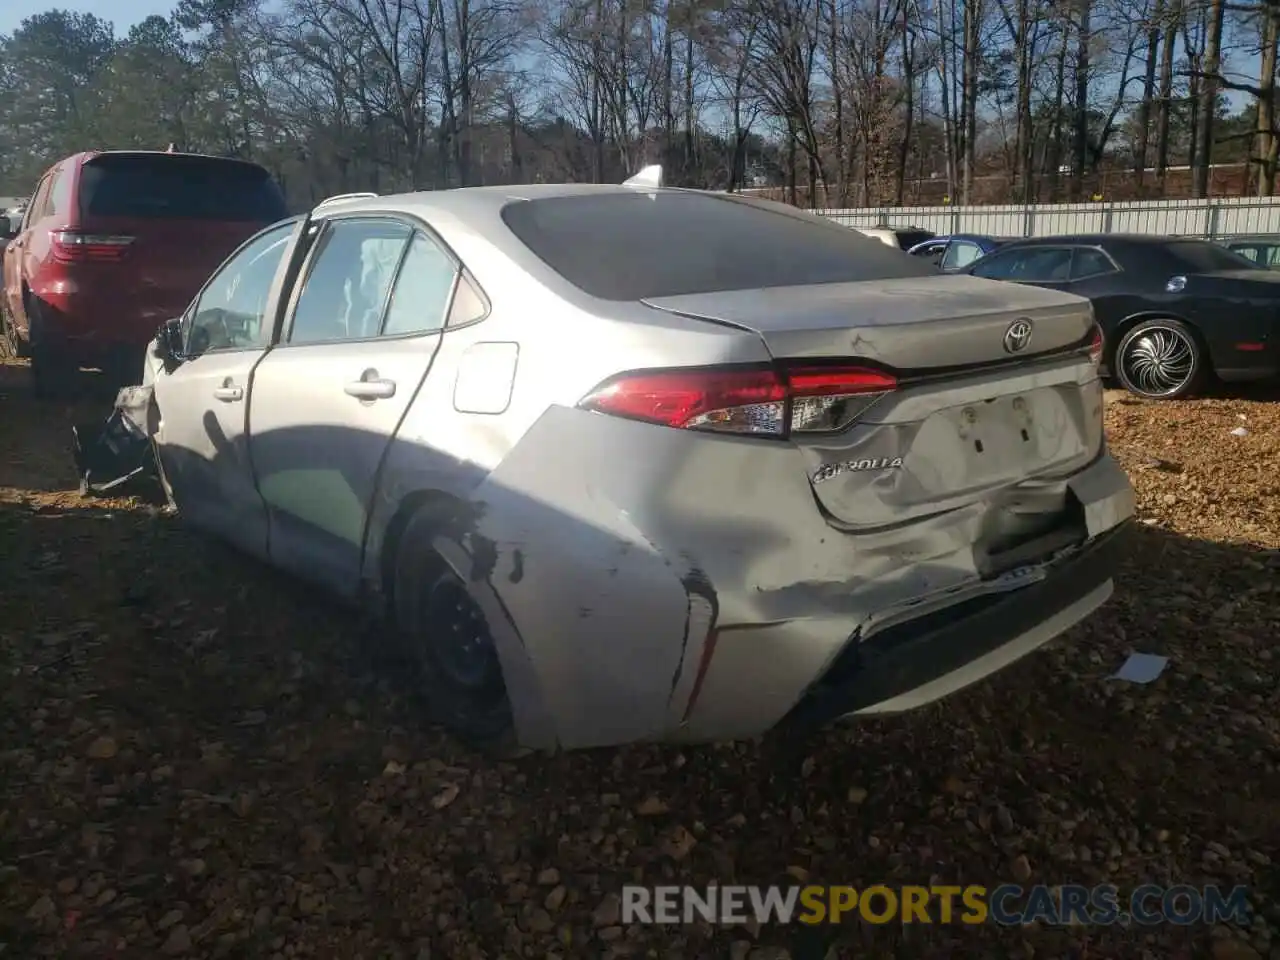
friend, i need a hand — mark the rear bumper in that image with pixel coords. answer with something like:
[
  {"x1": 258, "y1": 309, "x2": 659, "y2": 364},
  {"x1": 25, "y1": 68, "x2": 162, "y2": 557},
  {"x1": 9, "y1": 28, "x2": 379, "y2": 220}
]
[
  {"x1": 29, "y1": 280, "x2": 183, "y2": 358},
  {"x1": 409, "y1": 404, "x2": 1135, "y2": 752},
  {"x1": 778, "y1": 522, "x2": 1128, "y2": 734}
]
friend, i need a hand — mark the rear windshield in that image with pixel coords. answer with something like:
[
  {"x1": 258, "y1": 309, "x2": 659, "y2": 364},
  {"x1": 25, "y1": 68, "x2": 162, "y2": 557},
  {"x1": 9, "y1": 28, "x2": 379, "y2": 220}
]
[
  {"x1": 78, "y1": 154, "x2": 289, "y2": 222},
  {"x1": 894, "y1": 230, "x2": 935, "y2": 250},
  {"x1": 1163, "y1": 240, "x2": 1260, "y2": 273},
  {"x1": 499, "y1": 192, "x2": 938, "y2": 300}
]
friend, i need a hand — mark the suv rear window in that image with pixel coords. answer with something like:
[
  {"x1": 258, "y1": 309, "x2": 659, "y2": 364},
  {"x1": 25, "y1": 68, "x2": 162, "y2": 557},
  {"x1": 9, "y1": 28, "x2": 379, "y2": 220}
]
[
  {"x1": 78, "y1": 154, "x2": 288, "y2": 222},
  {"x1": 500, "y1": 192, "x2": 938, "y2": 301}
]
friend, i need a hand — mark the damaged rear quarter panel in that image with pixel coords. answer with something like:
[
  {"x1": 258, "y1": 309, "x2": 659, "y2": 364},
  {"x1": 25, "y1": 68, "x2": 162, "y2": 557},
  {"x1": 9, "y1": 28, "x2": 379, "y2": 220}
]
[{"x1": 468, "y1": 404, "x2": 889, "y2": 749}]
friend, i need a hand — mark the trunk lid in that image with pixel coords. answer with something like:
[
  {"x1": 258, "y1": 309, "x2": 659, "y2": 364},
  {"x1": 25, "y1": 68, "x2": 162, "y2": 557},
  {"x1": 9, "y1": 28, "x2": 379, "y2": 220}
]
[
  {"x1": 642, "y1": 274, "x2": 1092, "y2": 369},
  {"x1": 644, "y1": 275, "x2": 1103, "y2": 544}
]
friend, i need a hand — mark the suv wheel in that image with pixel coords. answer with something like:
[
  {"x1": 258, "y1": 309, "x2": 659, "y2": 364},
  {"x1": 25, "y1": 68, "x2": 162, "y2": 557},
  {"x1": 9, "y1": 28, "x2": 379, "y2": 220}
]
[{"x1": 1, "y1": 302, "x2": 26, "y2": 359}]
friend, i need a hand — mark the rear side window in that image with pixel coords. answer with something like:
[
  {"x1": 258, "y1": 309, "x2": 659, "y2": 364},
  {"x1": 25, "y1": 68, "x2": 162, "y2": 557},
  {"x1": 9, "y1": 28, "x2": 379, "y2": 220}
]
[
  {"x1": 499, "y1": 192, "x2": 938, "y2": 301},
  {"x1": 1070, "y1": 248, "x2": 1116, "y2": 279},
  {"x1": 78, "y1": 154, "x2": 289, "y2": 222},
  {"x1": 1163, "y1": 240, "x2": 1259, "y2": 273}
]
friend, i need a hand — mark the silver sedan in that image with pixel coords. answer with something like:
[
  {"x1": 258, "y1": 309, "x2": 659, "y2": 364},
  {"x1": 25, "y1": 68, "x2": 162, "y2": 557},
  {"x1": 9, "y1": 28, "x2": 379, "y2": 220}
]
[{"x1": 142, "y1": 169, "x2": 1135, "y2": 752}]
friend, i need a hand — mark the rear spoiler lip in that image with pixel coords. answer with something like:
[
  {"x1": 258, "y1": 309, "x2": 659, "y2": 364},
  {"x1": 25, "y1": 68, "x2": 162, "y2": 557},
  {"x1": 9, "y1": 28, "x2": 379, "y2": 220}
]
[{"x1": 81, "y1": 151, "x2": 273, "y2": 174}]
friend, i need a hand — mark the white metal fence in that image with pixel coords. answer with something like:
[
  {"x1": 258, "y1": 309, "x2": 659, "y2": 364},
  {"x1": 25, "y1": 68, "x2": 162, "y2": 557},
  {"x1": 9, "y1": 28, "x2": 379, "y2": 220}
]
[{"x1": 815, "y1": 196, "x2": 1280, "y2": 238}]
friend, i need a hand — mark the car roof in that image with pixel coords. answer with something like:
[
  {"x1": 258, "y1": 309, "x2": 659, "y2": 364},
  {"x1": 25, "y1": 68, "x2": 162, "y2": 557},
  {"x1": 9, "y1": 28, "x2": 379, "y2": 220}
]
[
  {"x1": 1221, "y1": 234, "x2": 1280, "y2": 243},
  {"x1": 1002, "y1": 233, "x2": 1206, "y2": 248}
]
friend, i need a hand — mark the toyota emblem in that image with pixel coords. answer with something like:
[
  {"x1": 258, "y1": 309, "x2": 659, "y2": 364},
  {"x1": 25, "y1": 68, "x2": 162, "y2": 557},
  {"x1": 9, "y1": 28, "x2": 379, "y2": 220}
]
[{"x1": 1003, "y1": 318, "x2": 1034, "y2": 354}]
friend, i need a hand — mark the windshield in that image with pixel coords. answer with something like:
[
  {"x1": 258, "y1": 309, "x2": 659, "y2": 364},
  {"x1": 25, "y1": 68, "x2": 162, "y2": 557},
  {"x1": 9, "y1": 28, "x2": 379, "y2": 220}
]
[
  {"x1": 79, "y1": 154, "x2": 289, "y2": 222},
  {"x1": 500, "y1": 192, "x2": 938, "y2": 301},
  {"x1": 1163, "y1": 240, "x2": 1261, "y2": 273}
]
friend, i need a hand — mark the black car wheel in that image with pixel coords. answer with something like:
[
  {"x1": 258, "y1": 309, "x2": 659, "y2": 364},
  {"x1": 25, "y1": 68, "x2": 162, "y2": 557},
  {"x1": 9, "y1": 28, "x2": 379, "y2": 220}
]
[
  {"x1": 27, "y1": 298, "x2": 79, "y2": 400},
  {"x1": 29, "y1": 347, "x2": 77, "y2": 400},
  {"x1": 392, "y1": 506, "x2": 515, "y2": 750},
  {"x1": 1114, "y1": 318, "x2": 1206, "y2": 400},
  {"x1": 0, "y1": 301, "x2": 26, "y2": 359}
]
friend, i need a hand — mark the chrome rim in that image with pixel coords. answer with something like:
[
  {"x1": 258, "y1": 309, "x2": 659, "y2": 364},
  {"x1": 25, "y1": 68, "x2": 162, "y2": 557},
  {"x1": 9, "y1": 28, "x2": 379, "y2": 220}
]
[
  {"x1": 423, "y1": 577, "x2": 500, "y2": 691},
  {"x1": 1120, "y1": 326, "x2": 1195, "y2": 397}
]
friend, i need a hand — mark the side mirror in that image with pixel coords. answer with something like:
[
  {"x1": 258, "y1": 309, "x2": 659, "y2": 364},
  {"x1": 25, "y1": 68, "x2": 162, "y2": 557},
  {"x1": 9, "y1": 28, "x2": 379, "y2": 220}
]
[{"x1": 156, "y1": 318, "x2": 184, "y2": 371}]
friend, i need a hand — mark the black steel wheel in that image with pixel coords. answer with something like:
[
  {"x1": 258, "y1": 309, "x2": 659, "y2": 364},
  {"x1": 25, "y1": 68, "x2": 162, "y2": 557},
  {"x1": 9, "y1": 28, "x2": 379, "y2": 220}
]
[
  {"x1": 1114, "y1": 318, "x2": 1206, "y2": 400},
  {"x1": 392, "y1": 506, "x2": 514, "y2": 748}
]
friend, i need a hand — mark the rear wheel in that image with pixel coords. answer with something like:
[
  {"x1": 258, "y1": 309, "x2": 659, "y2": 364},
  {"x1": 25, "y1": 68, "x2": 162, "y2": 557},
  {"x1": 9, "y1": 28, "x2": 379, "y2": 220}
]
[
  {"x1": 0, "y1": 301, "x2": 26, "y2": 359},
  {"x1": 1114, "y1": 318, "x2": 1206, "y2": 400},
  {"x1": 27, "y1": 297, "x2": 78, "y2": 400},
  {"x1": 392, "y1": 507, "x2": 515, "y2": 750},
  {"x1": 30, "y1": 347, "x2": 77, "y2": 400}
]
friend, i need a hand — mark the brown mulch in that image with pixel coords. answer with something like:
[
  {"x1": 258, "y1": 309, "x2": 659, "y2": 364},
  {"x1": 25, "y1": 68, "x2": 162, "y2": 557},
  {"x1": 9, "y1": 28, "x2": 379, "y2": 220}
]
[{"x1": 1, "y1": 357, "x2": 1277, "y2": 959}]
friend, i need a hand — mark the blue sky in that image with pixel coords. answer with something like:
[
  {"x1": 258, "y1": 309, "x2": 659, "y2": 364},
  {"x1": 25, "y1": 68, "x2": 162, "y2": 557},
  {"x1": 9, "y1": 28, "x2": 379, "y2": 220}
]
[{"x1": 0, "y1": 0, "x2": 175, "y2": 37}]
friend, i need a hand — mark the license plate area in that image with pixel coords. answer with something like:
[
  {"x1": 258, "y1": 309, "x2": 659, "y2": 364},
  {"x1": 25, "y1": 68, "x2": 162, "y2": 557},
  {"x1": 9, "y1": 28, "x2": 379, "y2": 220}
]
[{"x1": 906, "y1": 392, "x2": 1054, "y2": 492}]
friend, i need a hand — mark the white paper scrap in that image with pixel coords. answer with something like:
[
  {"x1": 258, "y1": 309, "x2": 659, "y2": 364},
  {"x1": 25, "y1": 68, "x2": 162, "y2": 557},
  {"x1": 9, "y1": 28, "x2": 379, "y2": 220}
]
[{"x1": 1111, "y1": 653, "x2": 1169, "y2": 684}]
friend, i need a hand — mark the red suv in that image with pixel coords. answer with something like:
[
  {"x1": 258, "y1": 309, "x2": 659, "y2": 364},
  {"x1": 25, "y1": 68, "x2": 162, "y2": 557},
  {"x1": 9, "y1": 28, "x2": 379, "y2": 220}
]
[{"x1": 1, "y1": 151, "x2": 289, "y2": 396}]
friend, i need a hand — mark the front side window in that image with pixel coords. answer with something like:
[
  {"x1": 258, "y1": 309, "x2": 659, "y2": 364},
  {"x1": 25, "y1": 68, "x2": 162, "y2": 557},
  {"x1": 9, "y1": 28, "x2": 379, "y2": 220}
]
[
  {"x1": 186, "y1": 222, "x2": 295, "y2": 354},
  {"x1": 972, "y1": 247, "x2": 1073, "y2": 282},
  {"x1": 941, "y1": 241, "x2": 983, "y2": 270},
  {"x1": 287, "y1": 218, "x2": 412, "y2": 344}
]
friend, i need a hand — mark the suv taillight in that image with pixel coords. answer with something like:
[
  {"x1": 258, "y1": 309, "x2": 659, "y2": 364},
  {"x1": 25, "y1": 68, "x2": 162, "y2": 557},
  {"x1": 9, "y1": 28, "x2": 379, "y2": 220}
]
[
  {"x1": 578, "y1": 363, "x2": 898, "y2": 437},
  {"x1": 1088, "y1": 324, "x2": 1103, "y2": 367},
  {"x1": 50, "y1": 230, "x2": 134, "y2": 263}
]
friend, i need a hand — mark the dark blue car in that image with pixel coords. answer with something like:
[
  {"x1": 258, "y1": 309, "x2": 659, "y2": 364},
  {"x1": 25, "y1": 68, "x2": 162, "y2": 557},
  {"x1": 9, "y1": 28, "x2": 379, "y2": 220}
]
[{"x1": 907, "y1": 234, "x2": 1009, "y2": 271}]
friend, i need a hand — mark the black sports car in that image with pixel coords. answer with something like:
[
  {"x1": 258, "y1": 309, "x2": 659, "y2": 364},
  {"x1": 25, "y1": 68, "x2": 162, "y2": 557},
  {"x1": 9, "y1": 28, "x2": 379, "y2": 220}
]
[{"x1": 963, "y1": 233, "x2": 1280, "y2": 399}]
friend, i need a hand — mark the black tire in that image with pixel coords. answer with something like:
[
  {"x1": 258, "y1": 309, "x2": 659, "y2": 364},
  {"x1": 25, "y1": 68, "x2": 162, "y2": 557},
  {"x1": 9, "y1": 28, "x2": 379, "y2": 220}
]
[
  {"x1": 30, "y1": 348, "x2": 76, "y2": 400},
  {"x1": 392, "y1": 506, "x2": 515, "y2": 750},
  {"x1": 1113, "y1": 318, "x2": 1207, "y2": 400},
  {"x1": 0, "y1": 301, "x2": 26, "y2": 359},
  {"x1": 27, "y1": 297, "x2": 78, "y2": 400}
]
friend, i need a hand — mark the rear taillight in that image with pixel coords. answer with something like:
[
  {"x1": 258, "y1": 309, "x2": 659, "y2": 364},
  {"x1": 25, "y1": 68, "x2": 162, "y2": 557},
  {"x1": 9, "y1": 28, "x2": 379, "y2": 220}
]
[
  {"x1": 578, "y1": 363, "x2": 898, "y2": 437},
  {"x1": 50, "y1": 230, "x2": 134, "y2": 263},
  {"x1": 1088, "y1": 324, "x2": 1103, "y2": 367}
]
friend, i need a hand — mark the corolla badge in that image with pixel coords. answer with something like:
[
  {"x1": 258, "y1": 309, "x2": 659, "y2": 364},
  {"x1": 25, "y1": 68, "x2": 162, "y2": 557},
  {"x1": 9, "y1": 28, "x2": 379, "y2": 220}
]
[
  {"x1": 1003, "y1": 318, "x2": 1034, "y2": 354},
  {"x1": 812, "y1": 457, "x2": 904, "y2": 485}
]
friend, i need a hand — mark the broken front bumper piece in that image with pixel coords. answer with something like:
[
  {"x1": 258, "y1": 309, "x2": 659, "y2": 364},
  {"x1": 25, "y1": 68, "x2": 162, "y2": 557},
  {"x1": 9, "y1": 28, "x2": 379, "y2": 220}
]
[{"x1": 71, "y1": 384, "x2": 161, "y2": 496}]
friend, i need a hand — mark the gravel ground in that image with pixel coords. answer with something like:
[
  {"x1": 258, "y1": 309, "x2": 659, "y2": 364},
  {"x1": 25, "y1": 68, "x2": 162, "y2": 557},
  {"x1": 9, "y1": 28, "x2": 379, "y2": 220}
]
[{"x1": 1, "y1": 357, "x2": 1277, "y2": 960}]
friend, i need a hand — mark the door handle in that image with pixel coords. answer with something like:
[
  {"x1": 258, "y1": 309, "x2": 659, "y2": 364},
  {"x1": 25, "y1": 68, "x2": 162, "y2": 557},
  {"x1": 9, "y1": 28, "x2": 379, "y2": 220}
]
[
  {"x1": 344, "y1": 370, "x2": 396, "y2": 400},
  {"x1": 212, "y1": 385, "x2": 243, "y2": 402}
]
